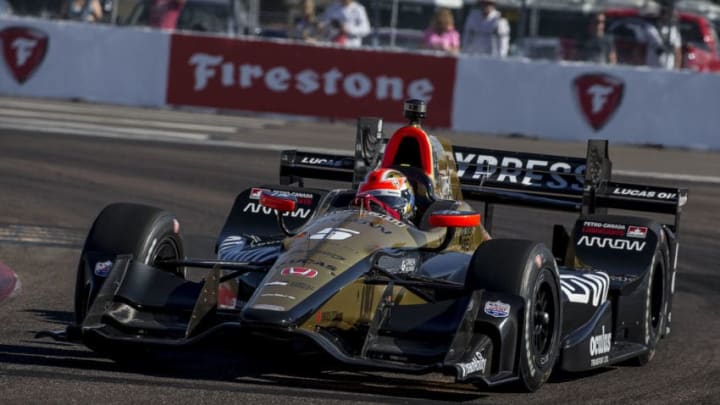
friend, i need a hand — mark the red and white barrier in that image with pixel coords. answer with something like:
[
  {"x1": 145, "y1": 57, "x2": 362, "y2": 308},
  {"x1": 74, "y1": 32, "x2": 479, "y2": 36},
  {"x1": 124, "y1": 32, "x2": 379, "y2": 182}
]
[
  {"x1": 166, "y1": 33, "x2": 456, "y2": 127},
  {"x1": 2, "y1": 16, "x2": 720, "y2": 149}
]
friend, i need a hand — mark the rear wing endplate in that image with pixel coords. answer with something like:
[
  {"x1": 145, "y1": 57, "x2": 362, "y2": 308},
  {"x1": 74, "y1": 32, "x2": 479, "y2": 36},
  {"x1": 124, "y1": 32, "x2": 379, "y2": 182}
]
[{"x1": 280, "y1": 117, "x2": 384, "y2": 188}]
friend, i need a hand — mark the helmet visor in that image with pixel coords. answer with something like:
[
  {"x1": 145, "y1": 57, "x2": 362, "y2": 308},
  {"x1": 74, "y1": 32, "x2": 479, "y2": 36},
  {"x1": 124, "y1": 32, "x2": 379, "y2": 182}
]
[{"x1": 367, "y1": 189, "x2": 413, "y2": 219}]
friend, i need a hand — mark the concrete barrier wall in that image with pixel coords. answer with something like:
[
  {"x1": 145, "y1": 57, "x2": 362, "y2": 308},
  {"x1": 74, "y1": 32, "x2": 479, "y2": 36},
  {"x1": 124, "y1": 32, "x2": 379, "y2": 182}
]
[
  {"x1": 452, "y1": 56, "x2": 720, "y2": 149},
  {"x1": 0, "y1": 16, "x2": 169, "y2": 107}
]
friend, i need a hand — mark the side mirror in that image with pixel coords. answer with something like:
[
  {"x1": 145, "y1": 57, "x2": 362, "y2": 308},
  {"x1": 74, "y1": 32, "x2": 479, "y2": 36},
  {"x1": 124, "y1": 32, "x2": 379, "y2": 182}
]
[
  {"x1": 423, "y1": 210, "x2": 481, "y2": 252},
  {"x1": 260, "y1": 191, "x2": 296, "y2": 213},
  {"x1": 429, "y1": 210, "x2": 481, "y2": 228}
]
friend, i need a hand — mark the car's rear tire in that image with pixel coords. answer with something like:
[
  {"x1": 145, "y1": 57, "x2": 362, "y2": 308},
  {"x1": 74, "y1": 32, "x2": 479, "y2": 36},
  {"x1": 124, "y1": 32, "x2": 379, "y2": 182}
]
[
  {"x1": 74, "y1": 203, "x2": 183, "y2": 325},
  {"x1": 466, "y1": 239, "x2": 562, "y2": 392}
]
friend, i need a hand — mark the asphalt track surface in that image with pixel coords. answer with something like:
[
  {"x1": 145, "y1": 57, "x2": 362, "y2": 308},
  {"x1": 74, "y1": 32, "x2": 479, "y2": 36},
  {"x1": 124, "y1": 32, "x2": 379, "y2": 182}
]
[{"x1": 0, "y1": 98, "x2": 719, "y2": 404}]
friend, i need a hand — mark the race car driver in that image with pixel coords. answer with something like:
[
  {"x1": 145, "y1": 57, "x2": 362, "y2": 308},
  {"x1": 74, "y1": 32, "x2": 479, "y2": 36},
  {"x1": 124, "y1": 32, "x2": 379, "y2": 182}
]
[{"x1": 353, "y1": 168, "x2": 416, "y2": 222}]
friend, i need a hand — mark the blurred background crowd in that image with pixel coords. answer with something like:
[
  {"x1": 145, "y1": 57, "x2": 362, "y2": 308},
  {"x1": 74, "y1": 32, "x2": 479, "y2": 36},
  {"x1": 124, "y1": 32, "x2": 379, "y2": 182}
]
[{"x1": 2, "y1": 0, "x2": 720, "y2": 72}]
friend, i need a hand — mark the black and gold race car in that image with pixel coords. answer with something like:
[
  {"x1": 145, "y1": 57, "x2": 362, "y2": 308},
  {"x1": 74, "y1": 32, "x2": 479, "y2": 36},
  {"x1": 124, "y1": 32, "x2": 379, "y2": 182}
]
[{"x1": 64, "y1": 100, "x2": 687, "y2": 391}]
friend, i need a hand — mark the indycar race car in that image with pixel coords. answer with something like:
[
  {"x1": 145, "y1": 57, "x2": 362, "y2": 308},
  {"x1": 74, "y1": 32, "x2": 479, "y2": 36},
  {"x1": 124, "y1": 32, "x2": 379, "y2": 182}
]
[{"x1": 64, "y1": 100, "x2": 687, "y2": 391}]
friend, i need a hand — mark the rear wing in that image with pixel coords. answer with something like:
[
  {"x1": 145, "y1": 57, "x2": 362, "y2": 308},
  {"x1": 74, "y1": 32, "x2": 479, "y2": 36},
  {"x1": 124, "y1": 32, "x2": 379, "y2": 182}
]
[
  {"x1": 279, "y1": 119, "x2": 688, "y2": 234},
  {"x1": 453, "y1": 141, "x2": 687, "y2": 233}
]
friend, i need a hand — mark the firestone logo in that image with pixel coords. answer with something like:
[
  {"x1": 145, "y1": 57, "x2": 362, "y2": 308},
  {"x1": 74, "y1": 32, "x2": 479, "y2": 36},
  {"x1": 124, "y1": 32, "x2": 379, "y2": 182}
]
[
  {"x1": 0, "y1": 26, "x2": 48, "y2": 84},
  {"x1": 189, "y1": 53, "x2": 434, "y2": 102},
  {"x1": 573, "y1": 73, "x2": 624, "y2": 131}
]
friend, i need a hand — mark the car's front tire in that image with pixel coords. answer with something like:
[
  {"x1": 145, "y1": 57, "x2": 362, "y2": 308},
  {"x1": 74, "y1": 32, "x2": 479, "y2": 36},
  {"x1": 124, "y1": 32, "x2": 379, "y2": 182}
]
[
  {"x1": 74, "y1": 203, "x2": 183, "y2": 325},
  {"x1": 466, "y1": 239, "x2": 562, "y2": 392}
]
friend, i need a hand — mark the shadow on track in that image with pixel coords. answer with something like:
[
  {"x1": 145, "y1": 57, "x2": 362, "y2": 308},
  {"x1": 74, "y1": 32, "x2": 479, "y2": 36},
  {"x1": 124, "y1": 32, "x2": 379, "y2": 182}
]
[
  {"x1": 7, "y1": 310, "x2": 495, "y2": 404},
  {"x1": 25, "y1": 309, "x2": 75, "y2": 325},
  {"x1": 10, "y1": 307, "x2": 638, "y2": 402}
]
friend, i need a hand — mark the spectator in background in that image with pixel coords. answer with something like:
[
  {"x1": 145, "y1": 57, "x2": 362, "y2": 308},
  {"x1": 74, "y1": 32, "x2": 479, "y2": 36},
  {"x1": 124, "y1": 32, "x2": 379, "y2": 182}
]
[
  {"x1": 649, "y1": 5, "x2": 682, "y2": 69},
  {"x1": 423, "y1": 7, "x2": 460, "y2": 54},
  {"x1": 290, "y1": 0, "x2": 321, "y2": 42},
  {"x1": 321, "y1": 0, "x2": 371, "y2": 47},
  {"x1": 326, "y1": 18, "x2": 348, "y2": 45},
  {"x1": 579, "y1": 12, "x2": 617, "y2": 64},
  {"x1": 462, "y1": 0, "x2": 509, "y2": 57},
  {"x1": 63, "y1": 0, "x2": 103, "y2": 22},
  {"x1": 149, "y1": 0, "x2": 186, "y2": 30}
]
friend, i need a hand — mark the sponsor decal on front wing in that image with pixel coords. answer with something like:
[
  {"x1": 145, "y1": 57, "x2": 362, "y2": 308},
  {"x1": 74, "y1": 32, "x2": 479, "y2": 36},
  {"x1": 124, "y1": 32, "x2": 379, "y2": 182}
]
[
  {"x1": 484, "y1": 300, "x2": 510, "y2": 318},
  {"x1": 589, "y1": 325, "x2": 612, "y2": 367},
  {"x1": 456, "y1": 351, "x2": 487, "y2": 379},
  {"x1": 94, "y1": 260, "x2": 113, "y2": 277}
]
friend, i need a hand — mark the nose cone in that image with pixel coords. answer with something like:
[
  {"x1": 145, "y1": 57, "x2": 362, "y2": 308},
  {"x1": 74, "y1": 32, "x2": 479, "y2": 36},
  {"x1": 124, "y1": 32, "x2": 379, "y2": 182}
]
[{"x1": 242, "y1": 210, "x2": 416, "y2": 327}]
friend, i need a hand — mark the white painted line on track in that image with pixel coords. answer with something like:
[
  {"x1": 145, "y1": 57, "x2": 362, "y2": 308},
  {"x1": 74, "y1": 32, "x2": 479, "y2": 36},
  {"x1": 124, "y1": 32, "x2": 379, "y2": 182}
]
[
  {"x1": 3, "y1": 121, "x2": 719, "y2": 185},
  {"x1": 0, "y1": 121, "x2": 208, "y2": 141},
  {"x1": 0, "y1": 99, "x2": 285, "y2": 127},
  {"x1": 0, "y1": 108, "x2": 238, "y2": 133},
  {"x1": 0, "y1": 122, "x2": 349, "y2": 155},
  {"x1": 0, "y1": 224, "x2": 85, "y2": 246}
]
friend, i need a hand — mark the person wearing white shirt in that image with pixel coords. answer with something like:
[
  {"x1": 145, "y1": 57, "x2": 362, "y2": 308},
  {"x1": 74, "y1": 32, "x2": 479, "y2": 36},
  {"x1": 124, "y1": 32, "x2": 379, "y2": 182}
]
[
  {"x1": 462, "y1": 0, "x2": 510, "y2": 56},
  {"x1": 321, "y1": 0, "x2": 371, "y2": 48},
  {"x1": 645, "y1": 7, "x2": 682, "y2": 70}
]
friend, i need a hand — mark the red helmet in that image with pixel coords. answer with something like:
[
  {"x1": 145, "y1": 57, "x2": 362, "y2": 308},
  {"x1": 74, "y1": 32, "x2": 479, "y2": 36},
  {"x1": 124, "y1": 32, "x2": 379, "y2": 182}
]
[{"x1": 356, "y1": 168, "x2": 415, "y2": 220}]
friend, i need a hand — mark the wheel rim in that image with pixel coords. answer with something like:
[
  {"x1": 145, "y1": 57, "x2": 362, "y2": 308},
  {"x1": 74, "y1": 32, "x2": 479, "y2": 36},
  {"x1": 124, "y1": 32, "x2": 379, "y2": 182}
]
[
  {"x1": 151, "y1": 236, "x2": 181, "y2": 265},
  {"x1": 533, "y1": 282, "x2": 555, "y2": 356}
]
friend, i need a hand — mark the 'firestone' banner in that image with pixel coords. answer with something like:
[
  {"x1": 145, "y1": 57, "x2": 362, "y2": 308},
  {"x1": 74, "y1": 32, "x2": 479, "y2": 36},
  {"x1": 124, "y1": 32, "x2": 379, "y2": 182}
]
[{"x1": 166, "y1": 35, "x2": 456, "y2": 127}]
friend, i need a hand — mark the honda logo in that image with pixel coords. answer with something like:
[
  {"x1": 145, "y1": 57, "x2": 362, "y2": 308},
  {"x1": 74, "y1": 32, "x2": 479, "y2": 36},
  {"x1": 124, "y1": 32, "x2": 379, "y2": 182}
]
[{"x1": 280, "y1": 267, "x2": 318, "y2": 279}]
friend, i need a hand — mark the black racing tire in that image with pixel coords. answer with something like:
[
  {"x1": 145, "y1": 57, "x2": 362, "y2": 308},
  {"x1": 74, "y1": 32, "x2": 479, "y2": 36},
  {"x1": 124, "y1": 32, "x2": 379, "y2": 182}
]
[
  {"x1": 467, "y1": 239, "x2": 562, "y2": 392},
  {"x1": 633, "y1": 247, "x2": 668, "y2": 366},
  {"x1": 74, "y1": 203, "x2": 184, "y2": 325}
]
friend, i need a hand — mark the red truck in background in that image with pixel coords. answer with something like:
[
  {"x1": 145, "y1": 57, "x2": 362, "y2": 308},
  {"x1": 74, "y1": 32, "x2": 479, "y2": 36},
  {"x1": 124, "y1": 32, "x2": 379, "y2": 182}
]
[{"x1": 605, "y1": 8, "x2": 720, "y2": 72}]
